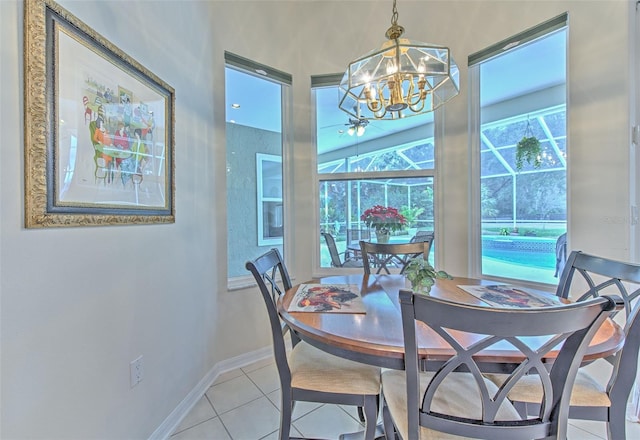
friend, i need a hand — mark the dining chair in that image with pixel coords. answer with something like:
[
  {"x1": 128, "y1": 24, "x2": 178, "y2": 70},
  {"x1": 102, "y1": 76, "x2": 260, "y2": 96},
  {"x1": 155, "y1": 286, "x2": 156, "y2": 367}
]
[
  {"x1": 321, "y1": 232, "x2": 363, "y2": 268},
  {"x1": 554, "y1": 232, "x2": 568, "y2": 277},
  {"x1": 245, "y1": 248, "x2": 380, "y2": 440},
  {"x1": 359, "y1": 240, "x2": 431, "y2": 274},
  {"x1": 346, "y1": 228, "x2": 371, "y2": 247},
  {"x1": 409, "y1": 230, "x2": 434, "y2": 244},
  {"x1": 346, "y1": 228, "x2": 370, "y2": 260},
  {"x1": 381, "y1": 289, "x2": 622, "y2": 440},
  {"x1": 487, "y1": 250, "x2": 640, "y2": 440}
]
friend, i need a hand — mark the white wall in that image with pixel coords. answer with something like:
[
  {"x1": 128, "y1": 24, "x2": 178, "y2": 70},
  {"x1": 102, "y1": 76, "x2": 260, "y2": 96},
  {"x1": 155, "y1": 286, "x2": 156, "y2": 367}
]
[
  {"x1": 1, "y1": 0, "x2": 634, "y2": 438},
  {"x1": 2, "y1": 1, "x2": 225, "y2": 438}
]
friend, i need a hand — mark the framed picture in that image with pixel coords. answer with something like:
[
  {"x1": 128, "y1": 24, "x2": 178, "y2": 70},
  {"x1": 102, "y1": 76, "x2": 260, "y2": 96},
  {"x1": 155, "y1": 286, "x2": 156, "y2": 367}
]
[{"x1": 24, "y1": 0, "x2": 175, "y2": 228}]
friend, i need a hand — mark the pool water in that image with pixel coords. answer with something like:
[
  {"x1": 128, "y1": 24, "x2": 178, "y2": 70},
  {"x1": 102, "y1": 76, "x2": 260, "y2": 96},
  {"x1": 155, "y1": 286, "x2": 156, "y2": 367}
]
[{"x1": 483, "y1": 248, "x2": 555, "y2": 269}]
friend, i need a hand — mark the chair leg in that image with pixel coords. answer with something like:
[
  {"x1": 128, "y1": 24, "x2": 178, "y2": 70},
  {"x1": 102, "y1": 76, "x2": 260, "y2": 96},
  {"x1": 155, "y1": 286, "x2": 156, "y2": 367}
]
[
  {"x1": 607, "y1": 404, "x2": 627, "y2": 440},
  {"x1": 362, "y1": 395, "x2": 378, "y2": 440},
  {"x1": 358, "y1": 395, "x2": 381, "y2": 423},
  {"x1": 381, "y1": 395, "x2": 396, "y2": 440},
  {"x1": 279, "y1": 390, "x2": 293, "y2": 440}
]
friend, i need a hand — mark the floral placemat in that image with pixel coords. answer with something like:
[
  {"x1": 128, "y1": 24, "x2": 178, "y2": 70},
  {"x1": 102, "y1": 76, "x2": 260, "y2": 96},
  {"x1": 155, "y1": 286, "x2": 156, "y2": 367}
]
[
  {"x1": 458, "y1": 284, "x2": 563, "y2": 308},
  {"x1": 288, "y1": 284, "x2": 366, "y2": 313}
]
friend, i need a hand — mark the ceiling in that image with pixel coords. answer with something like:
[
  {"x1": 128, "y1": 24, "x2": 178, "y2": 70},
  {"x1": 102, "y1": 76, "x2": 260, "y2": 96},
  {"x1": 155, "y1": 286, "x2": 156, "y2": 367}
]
[{"x1": 225, "y1": 30, "x2": 565, "y2": 156}]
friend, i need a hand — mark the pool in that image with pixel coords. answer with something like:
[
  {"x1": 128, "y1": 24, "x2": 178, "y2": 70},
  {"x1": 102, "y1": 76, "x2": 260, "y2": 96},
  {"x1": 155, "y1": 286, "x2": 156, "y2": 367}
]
[
  {"x1": 484, "y1": 248, "x2": 555, "y2": 269},
  {"x1": 482, "y1": 236, "x2": 556, "y2": 269}
]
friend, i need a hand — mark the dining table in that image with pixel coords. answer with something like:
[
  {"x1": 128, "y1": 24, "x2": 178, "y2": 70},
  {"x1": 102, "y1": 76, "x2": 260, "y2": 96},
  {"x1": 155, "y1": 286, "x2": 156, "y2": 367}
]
[{"x1": 277, "y1": 273, "x2": 625, "y2": 373}]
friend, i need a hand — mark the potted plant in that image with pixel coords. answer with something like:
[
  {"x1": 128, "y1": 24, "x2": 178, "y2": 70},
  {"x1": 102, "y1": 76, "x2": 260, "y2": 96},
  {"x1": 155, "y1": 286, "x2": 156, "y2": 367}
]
[
  {"x1": 404, "y1": 257, "x2": 452, "y2": 294},
  {"x1": 515, "y1": 135, "x2": 542, "y2": 170},
  {"x1": 361, "y1": 205, "x2": 406, "y2": 243},
  {"x1": 400, "y1": 205, "x2": 425, "y2": 236}
]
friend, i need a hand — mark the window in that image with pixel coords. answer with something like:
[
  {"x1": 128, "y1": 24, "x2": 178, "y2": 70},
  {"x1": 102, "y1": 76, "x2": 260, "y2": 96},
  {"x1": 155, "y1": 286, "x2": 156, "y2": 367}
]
[
  {"x1": 469, "y1": 14, "x2": 567, "y2": 284},
  {"x1": 314, "y1": 76, "x2": 437, "y2": 269},
  {"x1": 225, "y1": 52, "x2": 291, "y2": 281},
  {"x1": 256, "y1": 153, "x2": 283, "y2": 246}
]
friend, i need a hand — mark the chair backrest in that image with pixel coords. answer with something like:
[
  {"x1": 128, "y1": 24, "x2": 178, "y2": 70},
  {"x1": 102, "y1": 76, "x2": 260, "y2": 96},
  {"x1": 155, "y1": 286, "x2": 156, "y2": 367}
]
[
  {"x1": 321, "y1": 232, "x2": 344, "y2": 267},
  {"x1": 245, "y1": 249, "x2": 294, "y2": 384},
  {"x1": 554, "y1": 233, "x2": 568, "y2": 277},
  {"x1": 347, "y1": 228, "x2": 371, "y2": 245},
  {"x1": 409, "y1": 231, "x2": 434, "y2": 244},
  {"x1": 359, "y1": 241, "x2": 430, "y2": 274},
  {"x1": 556, "y1": 250, "x2": 640, "y2": 402},
  {"x1": 398, "y1": 289, "x2": 621, "y2": 440}
]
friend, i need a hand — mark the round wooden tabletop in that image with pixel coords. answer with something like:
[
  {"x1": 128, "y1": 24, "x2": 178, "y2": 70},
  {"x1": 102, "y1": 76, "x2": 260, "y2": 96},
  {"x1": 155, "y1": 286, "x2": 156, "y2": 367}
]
[{"x1": 278, "y1": 274, "x2": 625, "y2": 371}]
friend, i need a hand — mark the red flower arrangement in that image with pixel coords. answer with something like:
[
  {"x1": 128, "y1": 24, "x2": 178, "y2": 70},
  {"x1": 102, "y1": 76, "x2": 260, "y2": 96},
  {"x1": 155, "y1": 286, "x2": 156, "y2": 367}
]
[{"x1": 361, "y1": 205, "x2": 407, "y2": 232}]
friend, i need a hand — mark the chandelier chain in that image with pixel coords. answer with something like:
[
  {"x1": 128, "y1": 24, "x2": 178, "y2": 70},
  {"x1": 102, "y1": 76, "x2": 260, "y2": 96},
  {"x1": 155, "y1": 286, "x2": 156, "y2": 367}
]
[{"x1": 391, "y1": 0, "x2": 399, "y2": 26}]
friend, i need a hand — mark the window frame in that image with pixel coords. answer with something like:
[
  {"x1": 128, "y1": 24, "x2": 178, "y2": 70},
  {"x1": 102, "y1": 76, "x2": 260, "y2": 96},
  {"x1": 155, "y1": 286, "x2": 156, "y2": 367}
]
[
  {"x1": 468, "y1": 15, "x2": 568, "y2": 286},
  {"x1": 312, "y1": 79, "x2": 438, "y2": 275},
  {"x1": 225, "y1": 52, "x2": 293, "y2": 289}
]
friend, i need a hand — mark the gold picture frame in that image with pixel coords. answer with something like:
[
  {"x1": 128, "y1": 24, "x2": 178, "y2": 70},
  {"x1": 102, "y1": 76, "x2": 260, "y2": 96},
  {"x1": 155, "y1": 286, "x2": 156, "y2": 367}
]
[{"x1": 24, "y1": 0, "x2": 175, "y2": 228}]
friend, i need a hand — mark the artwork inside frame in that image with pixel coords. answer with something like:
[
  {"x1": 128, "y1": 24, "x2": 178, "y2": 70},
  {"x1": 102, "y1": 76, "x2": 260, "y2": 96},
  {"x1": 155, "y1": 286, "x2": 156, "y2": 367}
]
[{"x1": 23, "y1": 0, "x2": 175, "y2": 228}]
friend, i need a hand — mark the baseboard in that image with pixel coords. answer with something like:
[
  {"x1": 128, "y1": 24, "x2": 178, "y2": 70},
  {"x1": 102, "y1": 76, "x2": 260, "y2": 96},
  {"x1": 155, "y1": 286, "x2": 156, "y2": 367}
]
[{"x1": 149, "y1": 346, "x2": 273, "y2": 439}]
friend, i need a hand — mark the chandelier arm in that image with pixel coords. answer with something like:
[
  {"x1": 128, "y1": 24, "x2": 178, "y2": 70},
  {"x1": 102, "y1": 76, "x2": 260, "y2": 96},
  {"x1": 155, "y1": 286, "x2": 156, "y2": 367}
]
[
  {"x1": 377, "y1": 78, "x2": 389, "y2": 111},
  {"x1": 371, "y1": 101, "x2": 387, "y2": 119},
  {"x1": 408, "y1": 97, "x2": 426, "y2": 113},
  {"x1": 405, "y1": 76, "x2": 418, "y2": 106},
  {"x1": 408, "y1": 81, "x2": 428, "y2": 108}
]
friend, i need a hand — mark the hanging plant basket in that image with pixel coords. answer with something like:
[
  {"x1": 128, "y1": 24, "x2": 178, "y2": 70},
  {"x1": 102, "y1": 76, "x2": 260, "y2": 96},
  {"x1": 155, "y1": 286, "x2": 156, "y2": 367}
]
[
  {"x1": 515, "y1": 136, "x2": 541, "y2": 170},
  {"x1": 515, "y1": 118, "x2": 542, "y2": 171}
]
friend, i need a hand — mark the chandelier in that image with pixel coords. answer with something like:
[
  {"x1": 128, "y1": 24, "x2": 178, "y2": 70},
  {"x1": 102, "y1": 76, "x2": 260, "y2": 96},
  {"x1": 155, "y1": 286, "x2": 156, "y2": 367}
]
[{"x1": 338, "y1": 0, "x2": 460, "y2": 121}]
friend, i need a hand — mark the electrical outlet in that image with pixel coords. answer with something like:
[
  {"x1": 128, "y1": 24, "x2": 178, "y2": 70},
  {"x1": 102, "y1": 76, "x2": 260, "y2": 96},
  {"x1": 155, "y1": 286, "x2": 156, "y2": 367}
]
[{"x1": 130, "y1": 355, "x2": 144, "y2": 388}]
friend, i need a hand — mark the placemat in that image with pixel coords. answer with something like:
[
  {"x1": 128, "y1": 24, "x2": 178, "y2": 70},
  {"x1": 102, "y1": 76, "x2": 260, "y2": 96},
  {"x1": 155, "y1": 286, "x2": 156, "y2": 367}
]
[
  {"x1": 288, "y1": 284, "x2": 366, "y2": 313},
  {"x1": 458, "y1": 284, "x2": 563, "y2": 308}
]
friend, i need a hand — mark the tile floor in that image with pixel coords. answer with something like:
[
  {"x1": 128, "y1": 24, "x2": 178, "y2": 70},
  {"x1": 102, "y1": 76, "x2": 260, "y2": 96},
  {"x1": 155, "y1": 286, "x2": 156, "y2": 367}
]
[{"x1": 170, "y1": 357, "x2": 640, "y2": 440}]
